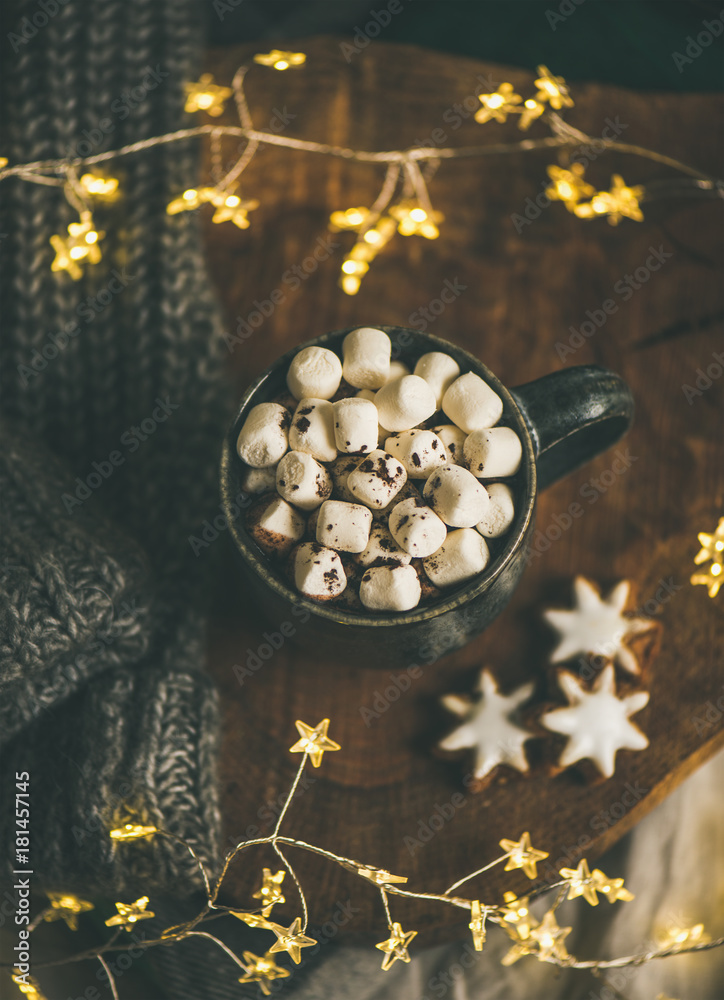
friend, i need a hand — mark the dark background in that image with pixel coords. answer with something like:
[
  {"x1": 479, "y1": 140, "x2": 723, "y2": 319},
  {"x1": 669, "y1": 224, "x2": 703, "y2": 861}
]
[{"x1": 203, "y1": 0, "x2": 724, "y2": 92}]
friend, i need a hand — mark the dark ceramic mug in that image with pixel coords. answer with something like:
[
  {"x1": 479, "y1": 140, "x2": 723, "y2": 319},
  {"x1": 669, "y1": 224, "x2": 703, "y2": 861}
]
[{"x1": 220, "y1": 327, "x2": 634, "y2": 669}]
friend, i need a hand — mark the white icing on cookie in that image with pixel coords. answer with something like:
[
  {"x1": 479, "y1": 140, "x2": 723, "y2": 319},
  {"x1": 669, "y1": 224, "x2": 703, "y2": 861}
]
[
  {"x1": 543, "y1": 576, "x2": 653, "y2": 676},
  {"x1": 540, "y1": 663, "x2": 649, "y2": 778},
  {"x1": 438, "y1": 669, "x2": 534, "y2": 781}
]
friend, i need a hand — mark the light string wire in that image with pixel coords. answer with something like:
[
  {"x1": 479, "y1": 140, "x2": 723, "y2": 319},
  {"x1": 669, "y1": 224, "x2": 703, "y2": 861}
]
[{"x1": 6, "y1": 723, "x2": 722, "y2": 992}]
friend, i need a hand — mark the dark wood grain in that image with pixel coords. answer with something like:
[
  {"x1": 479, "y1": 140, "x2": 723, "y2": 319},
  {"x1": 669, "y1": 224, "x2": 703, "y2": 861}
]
[{"x1": 201, "y1": 38, "x2": 724, "y2": 939}]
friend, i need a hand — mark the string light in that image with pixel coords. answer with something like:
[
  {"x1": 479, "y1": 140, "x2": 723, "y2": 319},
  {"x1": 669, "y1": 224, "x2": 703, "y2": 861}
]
[
  {"x1": 691, "y1": 515, "x2": 724, "y2": 597},
  {"x1": 104, "y1": 896, "x2": 155, "y2": 930},
  {"x1": 559, "y1": 858, "x2": 634, "y2": 906},
  {"x1": 79, "y1": 173, "x2": 120, "y2": 201},
  {"x1": 389, "y1": 200, "x2": 443, "y2": 239},
  {"x1": 109, "y1": 822, "x2": 158, "y2": 841},
  {"x1": 184, "y1": 74, "x2": 233, "y2": 116},
  {"x1": 655, "y1": 921, "x2": 711, "y2": 950},
  {"x1": 529, "y1": 910, "x2": 572, "y2": 962},
  {"x1": 166, "y1": 186, "x2": 259, "y2": 228},
  {"x1": 11, "y1": 973, "x2": 47, "y2": 999},
  {"x1": 252, "y1": 868, "x2": 286, "y2": 917},
  {"x1": 288, "y1": 718, "x2": 341, "y2": 767},
  {"x1": 545, "y1": 163, "x2": 595, "y2": 210},
  {"x1": 475, "y1": 82, "x2": 522, "y2": 124},
  {"x1": 375, "y1": 922, "x2": 418, "y2": 971},
  {"x1": 50, "y1": 210, "x2": 103, "y2": 280},
  {"x1": 267, "y1": 917, "x2": 317, "y2": 963},
  {"x1": 237, "y1": 951, "x2": 290, "y2": 994},
  {"x1": 43, "y1": 892, "x2": 94, "y2": 931},
  {"x1": 573, "y1": 173, "x2": 644, "y2": 225},
  {"x1": 253, "y1": 50, "x2": 307, "y2": 71},
  {"x1": 499, "y1": 832, "x2": 549, "y2": 879}
]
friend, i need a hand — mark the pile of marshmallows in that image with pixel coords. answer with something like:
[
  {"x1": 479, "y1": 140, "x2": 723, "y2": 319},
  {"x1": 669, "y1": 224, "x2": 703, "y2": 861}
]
[{"x1": 237, "y1": 328, "x2": 522, "y2": 613}]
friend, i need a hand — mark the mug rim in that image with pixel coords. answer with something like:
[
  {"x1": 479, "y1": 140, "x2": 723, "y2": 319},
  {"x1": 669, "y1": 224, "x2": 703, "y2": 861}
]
[{"x1": 221, "y1": 326, "x2": 537, "y2": 628}]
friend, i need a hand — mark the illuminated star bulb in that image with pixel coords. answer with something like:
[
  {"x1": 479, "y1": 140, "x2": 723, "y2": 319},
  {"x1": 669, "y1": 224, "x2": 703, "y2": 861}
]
[
  {"x1": 692, "y1": 559, "x2": 724, "y2": 597},
  {"x1": 475, "y1": 82, "x2": 522, "y2": 124},
  {"x1": 530, "y1": 910, "x2": 571, "y2": 961},
  {"x1": 389, "y1": 200, "x2": 443, "y2": 239},
  {"x1": 43, "y1": 893, "x2": 94, "y2": 931},
  {"x1": 533, "y1": 65, "x2": 574, "y2": 110},
  {"x1": 104, "y1": 896, "x2": 155, "y2": 931},
  {"x1": 694, "y1": 518, "x2": 724, "y2": 565},
  {"x1": 267, "y1": 917, "x2": 317, "y2": 963},
  {"x1": 545, "y1": 164, "x2": 595, "y2": 211},
  {"x1": 109, "y1": 822, "x2": 158, "y2": 842},
  {"x1": 499, "y1": 832, "x2": 549, "y2": 879},
  {"x1": 575, "y1": 174, "x2": 644, "y2": 226},
  {"x1": 79, "y1": 173, "x2": 120, "y2": 201},
  {"x1": 375, "y1": 922, "x2": 417, "y2": 971},
  {"x1": 289, "y1": 718, "x2": 341, "y2": 766},
  {"x1": 500, "y1": 891, "x2": 534, "y2": 939},
  {"x1": 50, "y1": 210, "x2": 104, "y2": 280},
  {"x1": 184, "y1": 74, "x2": 233, "y2": 116},
  {"x1": 238, "y1": 951, "x2": 291, "y2": 995},
  {"x1": 329, "y1": 206, "x2": 371, "y2": 231},
  {"x1": 518, "y1": 98, "x2": 545, "y2": 131},
  {"x1": 11, "y1": 973, "x2": 47, "y2": 999},
  {"x1": 655, "y1": 921, "x2": 710, "y2": 951},
  {"x1": 253, "y1": 50, "x2": 306, "y2": 71},
  {"x1": 355, "y1": 865, "x2": 408, "y2": 887},
  {"x1": 559, "y1": 858, "x2": 633, "y2": 906},
  {"x1": 252, "y1": 868, "x2": 286, "y2": 917}
]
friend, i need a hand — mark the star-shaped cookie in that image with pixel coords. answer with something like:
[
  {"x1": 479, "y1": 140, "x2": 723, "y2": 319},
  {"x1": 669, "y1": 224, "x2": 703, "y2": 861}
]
[
  {"x1": 544, "y1": 576, "x2": 653, "y2": 675},
  {"x1": 438, "y1": 669, "x2": 535, "y2": 783},
  {"x1": 540, "y1": 663, "x2": 649, "y2": 778}
]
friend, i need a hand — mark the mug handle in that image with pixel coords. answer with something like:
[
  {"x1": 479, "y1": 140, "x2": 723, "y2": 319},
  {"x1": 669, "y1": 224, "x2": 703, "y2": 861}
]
[{"x1": 510, "y1": 365, "x2": 635, "y2": 491}]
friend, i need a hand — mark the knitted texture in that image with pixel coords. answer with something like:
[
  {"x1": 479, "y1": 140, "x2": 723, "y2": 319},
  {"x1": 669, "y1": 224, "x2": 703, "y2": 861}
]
[
  {"x1": 0, "y1": 661, "x2": 221, "y2": 894},
  {"x1": 0, "y1": 421, "x2": 155, "y2": 744},
  {"x1": 0, "y1": 0, "x2": 232, "y2": 900}
]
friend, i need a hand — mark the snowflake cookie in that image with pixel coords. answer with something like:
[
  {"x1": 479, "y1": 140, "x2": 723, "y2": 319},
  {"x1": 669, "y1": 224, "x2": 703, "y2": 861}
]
[
  {"x1": 543, "y1": 576, "x2": 654, "y2": 676},
  {"x1": 438, "y1": 668, "x2": 535, "y2": 786},
  {"x1": 540, "y1": 663, "x2": 649, "y2": 779}
]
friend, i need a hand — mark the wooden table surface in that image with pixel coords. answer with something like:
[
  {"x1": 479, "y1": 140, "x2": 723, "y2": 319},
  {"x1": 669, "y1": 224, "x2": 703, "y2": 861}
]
[{"x1": 202, "y1": 38, "x2": 724, "y2": 940}]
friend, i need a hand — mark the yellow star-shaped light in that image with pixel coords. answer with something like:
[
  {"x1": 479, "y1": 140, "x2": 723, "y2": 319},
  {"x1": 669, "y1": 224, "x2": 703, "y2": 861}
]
[
  {"x1": 0, "y1": 157, "x2": 8, "y2": 169},
  {"x1": 184, "y1": 74, "x2": 232, "y2": 117},
  {"x1": 104, "y1": 896, "x2": 155, "y2": 931},
  {"x1": 499, "y1": 832, "x2": 549, "y2": 880},
  {"x1": 50, "y1": 211, "x2": 103, "y2": 279},
  {"x1": 79, "y1": 173, "x2": 120, "y2": 202},
  {"x1": 375, "y1": 922, "x2": 417, "y2": 971},
  {"x1": 475, "y1": 82, "x2": 522, "y2": 124},
  {"x1": 500, "y1": 927, "x2": 538, "y2": 966},
  {"x1": 534, "y1": 65, "x2": 574, "y2": 110},
  {"x1": 329, "y1": 206, "x2": 371, "y2": 231},
  {"x1": 166, "y1": 187, "x2": 213, "y2": 215},
  {"x1": 655, "y1": 921, "x2": 710, "y2": 950},
  {"x1": 43, "y1": 893, "x2": 94, "y2": 931},
  {"x1": 355, "y1": 865, "x2": 408, "y2": 887},
  {"x1": 289, "y1": 718, "x2": 341, "y2": 767},
  {"x1": 559, "y1": 858, "x2": 603, "y2": 906},
  {"x1": 231, "y1": 911, "x2": 273, "y2": 929},
  {"x1": 389, "y1": 200, "x2": 443, "y2": 239},
  {"x1": 109, "y1": 822, "x2": 158, "y2": 842},
  {"x1": 253, "y1": 50, "x2": 306, "y2": 71},
  {"x1": 518, "y1": 98, "x2": 545, "y2": 131},
  {"x1": 575, "y1": 174, "x2": 644, "y2": 226},
  {"x1": 238, "y1": 951, "x2": 290, "y2": 995},
  {"x1": 691, "y1": 561, "x2": 723, "y2": 598},
  {"x1": 529, "y1": 909, "x2": 572, "y2": 962},
  {"x1": 694, "y1": 518, "x2": 724, "y2": 565},
  {"x1": 267, "y1": 917, "x2": 317, "y2": 963},
  {"x1": 468, "y1": 900, "x2": 486, "y2": 951},
  {"x1": 253, "y1": 868, "x2": 286, "y2": 917},
  {"x1": 592, "y1": 873, "x2": 634, "y2": 904},
  {"x1": 11, "y1": 972, "x2": 47, "y2": 998},
  {"x1": 499, "y1": 891, "x2": 534, "y2": 939},
  {"x1": 545, "y1": 164, "x2": 596, "y2": 211},
  {"x1": 210, "y1": 194, "x2": 259, "y2": 229}
]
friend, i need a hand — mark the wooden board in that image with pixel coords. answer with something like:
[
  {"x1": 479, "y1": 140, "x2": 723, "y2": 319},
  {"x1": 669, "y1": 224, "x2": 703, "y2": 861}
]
[{"x1": 202, "y1": 38, "x2": 724, "y2": 939}]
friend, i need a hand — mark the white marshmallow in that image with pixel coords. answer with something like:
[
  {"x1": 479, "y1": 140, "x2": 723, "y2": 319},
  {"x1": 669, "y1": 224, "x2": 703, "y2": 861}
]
[
  {"x1": 414, "y1": 352, "x2": 461, "y2": 408},
  {"x1": 385, "y1": 359, "x2": 411, "y2": 383},
  {"x1": 316, "y1": 500, "x2": 372, "y2": 553},
  {"x1": 342, "y1": 327, "x2": 391, "y2": 389},
  {"x1": 388, "y1": 497, "x2": 448, "y2": 558},
  {"x1": 374, "y1": 375, "x2": 437, "y2": 432},
  {"x1": 333, "y1": 397, "x2": 379, "y2": 454},
  {"x1": 294, "y1": 542, "x2": 346, "y2": 600},
  {"x1": 276, "y1": 451, "x2": 332, "y2": 511},
  {"x1": 288, "y1": 398, "x2": 337, "y2": 462},
  {"x1": 236, "y1": 403, "x2": 290, "y2": 468},
  {"x1": 464, "y1": 427, "x2": 522, "y2": 478},
  {"x1": 423, "y1": 464, "x2": 491, "y2": 528},
  {"x1": 347, "y1": 450, "x2": 407, "y2": 509},
  {"x1": 354, "y1": 523, "x2": 412, "y2": 567},
  {"x1": 357, "y1": 389, "x2": 393, "y2": 446},
  {"x1": 442, "y1": 372, "x2": 503, "y2": 433},
  {"x1": 432, "y1": 424, "x2": 467, "y2": 466},
  {"x1": 248, "y1": 496, "x2": 305, "y2": 558},
  {"x1": 385, "y1": 430, "x2": 448, "y2": 478},
  {"x1": 423, "y1": 528, "x2": 489, "y2": 588},
  {"x1": 359, "y1": 564, "x2": 421, "y2": 612},
  {"x1": 287, "y1": 346, "x2": 343, "y2": 400},
  {"x1": 240, "y1": 464, "x2": 278, "y2": 494},
  {"x1": 329, "y1": 454, "x2": 359, "y2": 503},
  {"x1": 476, "y1": 482, "x2": 515, "y2": 538}
]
